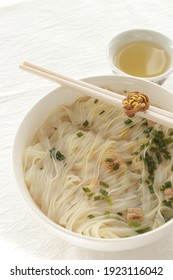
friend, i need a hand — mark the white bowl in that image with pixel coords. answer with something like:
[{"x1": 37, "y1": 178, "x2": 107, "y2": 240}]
[
  {"x1": 13, "y1": 75, "x2": 173, "y2": 251},
  {"x1": 106, "y1": 29, "x2": 173, "y2": 85}
]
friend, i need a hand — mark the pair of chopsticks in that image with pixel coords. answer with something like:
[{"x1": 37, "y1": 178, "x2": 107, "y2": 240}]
[{"x1": 20, "y1": 61, "x2": 173, "y2": 129}]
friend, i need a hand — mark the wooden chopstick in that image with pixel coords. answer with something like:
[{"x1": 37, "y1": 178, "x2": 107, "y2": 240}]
[{"x1": 20, "y1": 61, "x2": 173, "y2": 128}]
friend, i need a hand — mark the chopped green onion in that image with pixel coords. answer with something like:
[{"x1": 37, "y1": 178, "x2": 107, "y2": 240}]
[
  {"x1": 163, "y1": 200, "x2": 172, "y2": 208},
  {"x1": 148, "y1": 185, "x2": 154, "y2": 194},
  {"x1": 104, "y1": 210, "x2": 110, "y2": 215},
  {"x1": 113, "y1": 163, "x2": 120, "y2": 170},
  {"x1": 82, "y1": 187, "x2": 91, "y2": 193},
  {"x1": 100, "y1": 181, "x2": 109, "y2": 188},
  {"x1": 163, "y1": 150, "x2": 171, "y2": 160},
  {"x1": 105, "y1": 195, "x2": 112, "y2": 206},
  {"x1": 143, "y1": 126, "x2": 154, "y2": 134},
  {"x1": 94, "y1": 195, "x2": 101, "y2": 201},
  {"x1": 160, "y1": 181, "x2": 172, "y2": 191},
  {"x1": 164, "y1": 137, "x2": 173, "y2": 144},
  {"x1": 136, "y1": 227, "x2": 151, "y2": 234},
  {"x1": 55, "y1": 150, "x2": 65, "y2": 161},
  {"x1": 99, "y1": 188, "x2": 108, "y2": 196},
  {"x1": 149, "y1": 143, "x2": 157, "y2": 152},
  {"x1": 142, "y1": 119, "x2": 148, "y2": 126},
  {"x1": 156, "y1": 151, "x2": 162, "y2": 164},
  {"x1": 99, "y1": 110, "x2": 105, "y2": 115},
  {"x1": 160, "y1": 185, "x2": 165, "y2": 191},
  {"x1": 140, "y1": 143, "x2": 146, "y2": 150},
  {"x1": 49, "y1": 148, "x2": 65, "y2": 161},
  {"x1": 83, "y1": 120, "x2": 89, "y2": 127},
  {"x1": 124, "y1": 119, "x2": 133, "y2": 125},
  {"x1": 128, "y1": 221, "x2": 141, "y2": 227},
  {"x1": 171, "y1": 164, "x2": 173, "y2": 171},
  {"x1": 145, "y1": 179, "x2": 150, "y2": 185},
  {"x1": 148, "y1": 175, "x2": 154, "y2": 183},
  {"x1": 143, "y1": 152, "x2": 156, "y2": 175},
  {"x1": 152, "y1": 129, "x2": 164, "y2": 138},
  {"x1": 164, "y1": 181, "x2": 172, "y2": 188},
  {"x1": 76, "y1": 131, "x2": 84, "y2": 138},
  {"x1": 94, "y1": 99, "x2": 99, "y2": 104},
  {"x1": 117, "y1": 212, "x2": 123, "y2": 216},
  {"x1": 87, "y1": 214, "x2": 95, "y2": 219}
]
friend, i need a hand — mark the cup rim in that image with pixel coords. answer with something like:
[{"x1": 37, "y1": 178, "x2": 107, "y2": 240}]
[{"x1": 106, "y1": 28, "x2": 173, "y2": 80}]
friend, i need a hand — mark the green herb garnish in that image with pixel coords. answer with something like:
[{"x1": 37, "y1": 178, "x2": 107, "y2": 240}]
[
  {"x1": 163, "y1": 200, "x2": 172, "y2": 208},
  {"x1": 83, "y1": 120, "x2": 89, "y2": 127},
  {"x1": 145, "y1": 179, "x2": 150, "y2": 184},
  {"x1": 99, "y1": 188, "x2": 108, "y2": 196},
  {"x1": 49, "y1": 148, "x2": 65, "y2": 161},
  {"x1": 160, "y1": 181, "x2": 172, "y2": 191},
  {"x1": 164, "y1": 181, "x2": 172, "y2": 188},
  {"x1": 149, "y1": 143, "x2": 157, "y2": 152},
  {"x1": 128, "y1": 221, "x2": 141, "y2": 227},
  {"x1": 99, "y1": 110, "x2": 105, "y2": 115},
  {"x1": 55, "y1": 150, "x2": 65, "y2": 161},
  {"x1": 143, "y1": 126, "x2": 154, "y2": 134},
  {"x1": 142, "y1": 119, "x2": 148, "y2": 126},
  {"x1": 144, "y1": 152, "x2": 157, "y2": 175},
  {"x1": 124, "y1": 119, "x2": 133, "y2": 125},
  {"x1": 155, "y1": 151, "x2": 162, "y2": 164},
  {"x1": 140, "y1": 143, "x2": 146, "y2": 150},
  {"x1": 164, "y1": 137, "x2": 173, "y2": 144},
  {"x1": 113, "y1": 163, "x2": 120, "y2": 170},
  {"x1": 148, "y1": 185, "x2": 154, "y2": 193},
  {"x1": 94, "y1": 195, "x2": 101, "y2": 201},
  {"x1": 136, "y1": 227, "x2": 151, "y2": 234},
  {"x1": 105, "y1": 195, "x2": 113, "y2": 206},
  {"x1": 117, "y1": 212, "x2": 123, "y2": 216},
  {"x1": 94, "y1": 99, "x2": 99, "y2": 104},
  {"x1": 87, "y1": 214, "x2": 95, "y2": 219},
  {"x1": 82, "y1": 187, "x2": 91, "y2": 193},
  {"x1": 163, "y1": 150, "x2": 171, "y2": 160},
  {"x1": 148, "y1": 175, "x2": 154, "y2": 183},
  {"x1": 100, "y1": 181, "x2": 109, "y2": 188},
  {"x1": 76, "y1": 131, "x2": 84, "y2": 138},
  {"x1": 104, "y1": 210, "x2": 110, "y2": 215}
]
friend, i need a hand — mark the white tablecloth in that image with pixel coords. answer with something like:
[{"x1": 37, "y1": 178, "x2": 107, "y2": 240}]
[{"x1": 1, "y1": 0, "x2": 173, "y2": 260}]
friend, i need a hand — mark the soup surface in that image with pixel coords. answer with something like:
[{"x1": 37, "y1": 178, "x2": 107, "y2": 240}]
[
  {"x1": 24, "y1": 96, "x2": 173, "y2": 238},
  {"x1": 114, "y1": 41, "x2": 170, "y2": 77}
]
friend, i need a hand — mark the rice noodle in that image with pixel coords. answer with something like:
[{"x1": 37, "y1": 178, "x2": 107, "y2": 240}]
[{"x1": 23, "y1": 96, "x2": 173, "y2": 238}]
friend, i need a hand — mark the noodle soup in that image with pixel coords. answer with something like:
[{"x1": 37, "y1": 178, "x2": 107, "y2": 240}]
[{"x1": 23, "y1": 96, "x2": 173, "y2": 239}]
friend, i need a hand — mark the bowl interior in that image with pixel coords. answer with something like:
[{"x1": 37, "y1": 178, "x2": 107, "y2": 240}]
[{"x1": 13, "y1": 75, "x2": 173, "y2": 251}]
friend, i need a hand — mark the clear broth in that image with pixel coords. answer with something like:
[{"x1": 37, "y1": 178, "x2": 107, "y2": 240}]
[{"x1": 114, "y1": 40, "x2": 170, "y2": 78}]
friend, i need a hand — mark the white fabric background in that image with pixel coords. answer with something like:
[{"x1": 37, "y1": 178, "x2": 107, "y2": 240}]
[{"x1": 1, "y1": 0, "x2": 173, "y2": 260}]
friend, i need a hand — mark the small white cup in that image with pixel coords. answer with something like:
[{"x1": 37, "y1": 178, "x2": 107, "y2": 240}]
[{"x1": 106, "y1": 29, "x2": 173, "y2": 85}]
